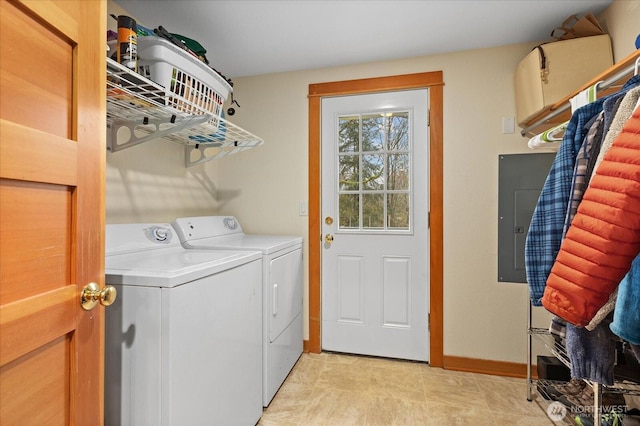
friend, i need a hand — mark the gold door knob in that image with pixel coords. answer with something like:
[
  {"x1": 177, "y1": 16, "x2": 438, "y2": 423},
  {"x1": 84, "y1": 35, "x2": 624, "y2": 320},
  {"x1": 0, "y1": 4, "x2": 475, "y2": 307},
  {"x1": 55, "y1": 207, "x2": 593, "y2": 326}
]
[
  {"x1": 81, "y1": 282, "x2": 117, "y2": 311},
  {"x1": 324, "y1": 234, "x2": 334, "y2": 244}
]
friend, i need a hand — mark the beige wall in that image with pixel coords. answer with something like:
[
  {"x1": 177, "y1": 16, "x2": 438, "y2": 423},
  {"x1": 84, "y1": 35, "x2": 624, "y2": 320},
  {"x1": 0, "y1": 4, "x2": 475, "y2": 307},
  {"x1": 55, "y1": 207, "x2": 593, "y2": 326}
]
[
  {"x1": 219, "y1": 44, "x2": 549, "y2": 363},
  {"x1": 599, "y1": 0, "x2": 640, "y2": 63},
  {"x1": 105, "y1": 0, "x2": 639, "y2": 363}
]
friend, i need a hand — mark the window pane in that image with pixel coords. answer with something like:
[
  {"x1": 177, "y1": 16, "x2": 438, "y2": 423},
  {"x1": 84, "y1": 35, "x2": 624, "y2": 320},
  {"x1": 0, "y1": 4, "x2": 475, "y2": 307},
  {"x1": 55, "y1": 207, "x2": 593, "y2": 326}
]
[
  {"x1": 363, "y1": 193, "x2": 384, "y2": 229},
  {"x1": 387, "y1": 193, "x2": 409, "y2": 229},
  {"x1": 339, "y1": 194, "x2": 359, "y2": 229},
  {"x1": 362, "y1": 114, "x2": 384, "y2": 151},
  {"x1": 387, "y1": 154, "x2": 409, "y2": 190},
  {"x1": 339, "y1": 154, "x2": 359, "y2": 190},
  {"x1": 388, "y1": 112, "x2": 409, "y2": 151},
  {"x1": 335, "y1": 109, "x2": 412, "y2": 233},
  {"x1": 338, "y1": 116, "x2": 359, "y2": 153},
  {"x1": 362, "y1": 154, "x2": 384, "y2": 190}
]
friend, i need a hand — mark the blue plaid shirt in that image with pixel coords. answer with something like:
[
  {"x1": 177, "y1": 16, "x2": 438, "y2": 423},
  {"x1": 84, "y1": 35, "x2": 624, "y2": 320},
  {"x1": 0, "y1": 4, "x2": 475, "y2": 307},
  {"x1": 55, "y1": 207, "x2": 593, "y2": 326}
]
[{"x1": 525, "y1": 75, "x2": 640, "y2": 305}]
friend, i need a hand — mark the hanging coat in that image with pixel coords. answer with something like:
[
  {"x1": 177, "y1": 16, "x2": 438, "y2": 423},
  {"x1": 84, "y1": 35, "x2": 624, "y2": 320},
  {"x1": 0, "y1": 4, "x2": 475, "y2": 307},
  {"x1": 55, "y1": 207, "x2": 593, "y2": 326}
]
[{"x1": 542, "y1": 103, "x2": 640, "y2": 326}]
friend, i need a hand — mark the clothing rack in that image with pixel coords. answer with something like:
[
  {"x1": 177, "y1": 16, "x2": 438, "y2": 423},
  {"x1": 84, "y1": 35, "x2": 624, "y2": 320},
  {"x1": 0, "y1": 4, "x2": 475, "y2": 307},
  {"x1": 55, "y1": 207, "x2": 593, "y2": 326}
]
[{"x1": 520, "y1": 50, "x2": 640, "y2": 137}]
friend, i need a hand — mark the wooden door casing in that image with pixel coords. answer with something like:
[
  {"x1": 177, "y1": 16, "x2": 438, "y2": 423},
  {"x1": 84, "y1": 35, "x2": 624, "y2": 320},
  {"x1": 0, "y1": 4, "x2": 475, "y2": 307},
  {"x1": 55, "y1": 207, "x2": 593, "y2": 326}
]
[
  {"x1": 0, "y1": 0, "x2": 106, "y2": 424},
  {"x1": 307, "y1": 72, "x2": 444, "y2": 366}
]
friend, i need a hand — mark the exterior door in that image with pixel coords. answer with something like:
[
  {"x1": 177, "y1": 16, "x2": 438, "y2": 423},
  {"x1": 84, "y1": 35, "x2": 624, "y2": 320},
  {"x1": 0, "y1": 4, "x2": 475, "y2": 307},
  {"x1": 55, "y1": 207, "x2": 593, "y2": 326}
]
[
  {"x1": 321, "y1": 89, "x2": 429, "y2": 361},
  {"x1": 0, "y1": 0, "x2": 106, "y2": 424}
]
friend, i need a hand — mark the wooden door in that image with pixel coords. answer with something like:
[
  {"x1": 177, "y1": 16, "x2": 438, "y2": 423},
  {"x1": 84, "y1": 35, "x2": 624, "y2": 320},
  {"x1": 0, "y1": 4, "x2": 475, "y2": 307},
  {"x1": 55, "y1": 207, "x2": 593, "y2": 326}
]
[{"x1": 0, "y1": 0, "x2": 106, "y2": 424}]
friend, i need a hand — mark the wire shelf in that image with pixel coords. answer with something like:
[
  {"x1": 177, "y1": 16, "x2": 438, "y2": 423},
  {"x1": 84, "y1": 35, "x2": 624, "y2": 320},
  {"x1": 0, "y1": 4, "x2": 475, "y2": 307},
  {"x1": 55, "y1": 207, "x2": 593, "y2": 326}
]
[
  {"x1": 530, "y1": 327, "x2": 640, "y2": 396},
  {"x1": 106, "y1": 58, "x2": 263, "y2": 166}
]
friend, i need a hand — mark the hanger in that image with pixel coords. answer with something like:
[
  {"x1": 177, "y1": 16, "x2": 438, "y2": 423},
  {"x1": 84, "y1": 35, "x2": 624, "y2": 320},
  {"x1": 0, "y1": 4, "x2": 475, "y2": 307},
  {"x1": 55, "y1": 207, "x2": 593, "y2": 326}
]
[
  {"x1": 528, "y1": 81, "x2": 601, "y2": 149},
  {"x1": 527, "y1": 122, "x2": 566, "y2": 149},
  {"x1": 635, "y1": 57, "x2": 640, "y2": 76}
]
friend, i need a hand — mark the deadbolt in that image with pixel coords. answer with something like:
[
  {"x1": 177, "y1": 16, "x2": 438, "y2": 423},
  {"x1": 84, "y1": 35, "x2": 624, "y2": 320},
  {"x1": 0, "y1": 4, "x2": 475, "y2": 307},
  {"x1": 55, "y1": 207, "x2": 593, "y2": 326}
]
[
  {"x1": 325, "y1": 216, "x2": 333, "y2": 225},
  {"x1": 81, "y1": 282, "x2": 117, "y2": 311}
]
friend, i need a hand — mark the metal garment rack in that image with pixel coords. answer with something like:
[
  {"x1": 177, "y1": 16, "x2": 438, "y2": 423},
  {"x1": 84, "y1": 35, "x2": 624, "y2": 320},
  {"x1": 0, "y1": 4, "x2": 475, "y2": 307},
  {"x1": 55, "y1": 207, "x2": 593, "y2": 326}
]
[
  {"x1": 520, "y1": 50, "x2": 640, "y2": 137},
  {"x1": 523, "y1": 50, "x2": 640, "y2": 424},
  {"x1": 527, "y1": 302, "x2": 640, "y2": 425}
]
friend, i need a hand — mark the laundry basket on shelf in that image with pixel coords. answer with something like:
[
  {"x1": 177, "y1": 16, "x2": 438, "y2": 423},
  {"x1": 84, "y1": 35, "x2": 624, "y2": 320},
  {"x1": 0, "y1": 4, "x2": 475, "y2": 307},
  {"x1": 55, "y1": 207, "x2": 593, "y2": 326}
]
[{"x1": 136, "y1": 36, "x2": 232, "y2": 129}]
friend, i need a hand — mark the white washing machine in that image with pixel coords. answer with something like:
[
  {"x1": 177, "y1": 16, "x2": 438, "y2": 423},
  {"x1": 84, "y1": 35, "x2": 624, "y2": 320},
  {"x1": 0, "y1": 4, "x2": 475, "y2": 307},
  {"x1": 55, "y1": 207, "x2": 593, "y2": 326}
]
[
  {"x1": 172, "y1": 216, "x2": 303, "y2": 407},
  {"x1": 104, "y1": 223, "x2": 263, "y2": 426}
]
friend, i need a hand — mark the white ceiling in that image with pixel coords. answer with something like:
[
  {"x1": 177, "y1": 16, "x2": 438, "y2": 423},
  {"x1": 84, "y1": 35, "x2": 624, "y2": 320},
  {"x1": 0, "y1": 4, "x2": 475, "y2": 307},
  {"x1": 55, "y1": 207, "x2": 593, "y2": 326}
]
[{"x1": 113, "y1": 0, "x2": 615, "y2": 78}]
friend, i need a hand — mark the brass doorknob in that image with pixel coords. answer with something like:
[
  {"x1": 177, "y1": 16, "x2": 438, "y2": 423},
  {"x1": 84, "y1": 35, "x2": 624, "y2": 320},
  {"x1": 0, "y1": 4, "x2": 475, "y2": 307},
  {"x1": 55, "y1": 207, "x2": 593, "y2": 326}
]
[
  {"x1": 324, "y1": 234, "x2": 334, "y2": 244},
  {"x1": 81, "y1": 282, "x2": 117, "y2": 311}
]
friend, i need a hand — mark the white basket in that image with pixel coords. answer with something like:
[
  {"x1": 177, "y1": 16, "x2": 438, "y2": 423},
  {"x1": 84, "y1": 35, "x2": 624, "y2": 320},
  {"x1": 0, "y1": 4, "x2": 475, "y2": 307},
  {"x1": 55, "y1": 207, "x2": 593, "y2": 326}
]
[{"x1": 136, "y1": 36, "x2": 232, "y2": 121}]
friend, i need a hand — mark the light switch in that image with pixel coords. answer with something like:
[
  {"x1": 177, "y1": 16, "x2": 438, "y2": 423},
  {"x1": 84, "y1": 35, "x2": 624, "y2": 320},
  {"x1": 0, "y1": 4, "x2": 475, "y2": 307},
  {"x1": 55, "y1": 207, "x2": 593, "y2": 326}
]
[
  {"x1": 502, "y1": 116, "x2": 515, "y2": 134},
  {"x1": 299, "y1": 202, "x2": 308, "y2": 216}
]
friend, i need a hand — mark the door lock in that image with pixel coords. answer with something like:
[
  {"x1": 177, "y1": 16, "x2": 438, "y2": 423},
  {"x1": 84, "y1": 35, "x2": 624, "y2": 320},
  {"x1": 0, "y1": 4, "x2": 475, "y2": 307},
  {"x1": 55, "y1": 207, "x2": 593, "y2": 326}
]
[{"x1": 324, "y1": 234, "x2": 334, "y2": 244}]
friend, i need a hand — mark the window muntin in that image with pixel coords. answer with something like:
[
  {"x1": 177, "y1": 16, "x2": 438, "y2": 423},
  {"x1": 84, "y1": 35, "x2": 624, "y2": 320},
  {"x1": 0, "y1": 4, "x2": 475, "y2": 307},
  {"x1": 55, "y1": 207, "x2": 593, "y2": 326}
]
[{"x1": 337, "y1": 110, "x2": 412, "y2": 232}]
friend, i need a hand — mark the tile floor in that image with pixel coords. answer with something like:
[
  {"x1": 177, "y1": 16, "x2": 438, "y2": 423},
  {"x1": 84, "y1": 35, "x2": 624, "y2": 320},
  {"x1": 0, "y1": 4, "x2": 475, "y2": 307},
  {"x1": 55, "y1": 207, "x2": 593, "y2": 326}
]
[{"x1": 258, "y1": 352, "x2": 564, "y2": 426}]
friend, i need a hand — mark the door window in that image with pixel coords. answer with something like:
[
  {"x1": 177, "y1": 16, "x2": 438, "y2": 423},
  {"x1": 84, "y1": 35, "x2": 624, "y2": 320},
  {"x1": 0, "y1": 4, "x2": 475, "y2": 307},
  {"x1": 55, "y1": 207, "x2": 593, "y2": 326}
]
[{"x1": 337, "y1": 111, "x2": 411, "y2": 232}]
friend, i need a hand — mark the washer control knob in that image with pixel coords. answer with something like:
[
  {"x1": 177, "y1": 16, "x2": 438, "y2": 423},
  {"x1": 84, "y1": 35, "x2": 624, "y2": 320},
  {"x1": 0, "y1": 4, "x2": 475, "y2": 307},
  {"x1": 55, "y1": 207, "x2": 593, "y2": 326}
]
[
  {"x1": 145, "y1": 226, "x2": 172, "y2": 243},
  {"x1": 153, "y1": 227, "x2": 169, "y2": 241}
]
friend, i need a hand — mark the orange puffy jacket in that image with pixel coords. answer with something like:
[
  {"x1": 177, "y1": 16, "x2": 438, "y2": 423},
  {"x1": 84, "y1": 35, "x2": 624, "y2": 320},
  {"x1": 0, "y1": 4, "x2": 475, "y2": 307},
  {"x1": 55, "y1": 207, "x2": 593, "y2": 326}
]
[{"x1": 542, "y1": 105, "x2": 640, "y2": 326}]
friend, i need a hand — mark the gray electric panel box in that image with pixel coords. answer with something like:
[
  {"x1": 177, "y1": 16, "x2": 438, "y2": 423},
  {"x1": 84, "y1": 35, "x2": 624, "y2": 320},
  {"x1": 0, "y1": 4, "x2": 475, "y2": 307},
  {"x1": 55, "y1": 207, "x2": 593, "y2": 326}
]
[{"x1": 498, "y1": 153, "x2": 555, "y2": 283}]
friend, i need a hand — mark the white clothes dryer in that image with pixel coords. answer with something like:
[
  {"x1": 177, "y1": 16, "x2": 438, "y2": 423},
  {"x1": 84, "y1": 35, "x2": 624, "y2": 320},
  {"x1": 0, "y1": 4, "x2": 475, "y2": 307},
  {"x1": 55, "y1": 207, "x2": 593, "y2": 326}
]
[
  {"x1": 172, "y1": 216, "x2": 303, "y2": 407},
  {"x1": 104, "y1": 223, "x2": 263, "y2": 426}
]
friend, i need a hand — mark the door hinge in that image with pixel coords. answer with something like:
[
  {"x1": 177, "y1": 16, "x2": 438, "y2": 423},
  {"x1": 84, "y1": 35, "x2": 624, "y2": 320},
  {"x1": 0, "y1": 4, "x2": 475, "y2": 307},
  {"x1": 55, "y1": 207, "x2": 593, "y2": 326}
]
[
  {"x1": 427, "y1": 108, "x2": 431, "y2": 127},
  {"x1": 428, "y1": 211, "x2": 430, "y2": 229},
  {"x1": 428, "y1": 313, "x2": 431, "y2": 332}
]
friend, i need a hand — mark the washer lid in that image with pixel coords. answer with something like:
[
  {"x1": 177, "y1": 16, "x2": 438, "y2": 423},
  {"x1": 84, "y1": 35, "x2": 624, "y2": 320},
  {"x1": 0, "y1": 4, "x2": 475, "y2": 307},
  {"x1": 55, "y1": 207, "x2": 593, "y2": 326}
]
[
  {"x1": 106, "y1": 223, "x2": 182, "y2": 255},
  {"x1": 105, "y1": 223, "x2": 260, "y2": 287},
  {"x1": 105, "y1": 247, "x2": 261, "y2": 287}
]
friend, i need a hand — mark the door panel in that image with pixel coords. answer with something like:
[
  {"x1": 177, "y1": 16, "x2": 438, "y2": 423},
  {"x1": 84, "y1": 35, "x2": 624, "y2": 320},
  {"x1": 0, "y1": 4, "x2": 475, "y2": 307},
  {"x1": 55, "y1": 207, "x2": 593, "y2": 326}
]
[
  {"x1": 337, "y1": 255, "x2": 363, "y2": 321},
  {"x1": 1, "y1": 336, "x2": 71, "y2": 426},
  {"x1": 382, "y1": 256, "x2": 411, "y2": 326},
  {"x1": 0, "y1": 180, "x2": 72, "y2": 303},
  {"x1": 0, "y1": 1, "x2": 72, "y2": 137},
  {"x1": 0, "y1": 0, "x2": 105, "y2": 424},
  {"x1": 321, "y1": 90, "x2": 429, "y2": 362}
]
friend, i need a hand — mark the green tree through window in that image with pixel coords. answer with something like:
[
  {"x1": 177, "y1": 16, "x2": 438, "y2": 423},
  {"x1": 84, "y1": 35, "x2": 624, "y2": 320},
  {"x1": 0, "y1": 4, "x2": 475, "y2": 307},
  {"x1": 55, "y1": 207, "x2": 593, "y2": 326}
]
[{"x1": 337, "y1": 111, "x2": 410, "y2": 231}]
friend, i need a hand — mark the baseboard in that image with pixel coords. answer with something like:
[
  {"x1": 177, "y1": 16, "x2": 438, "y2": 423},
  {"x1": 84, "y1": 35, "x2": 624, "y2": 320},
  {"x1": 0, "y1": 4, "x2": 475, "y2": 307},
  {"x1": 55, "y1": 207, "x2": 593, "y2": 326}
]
[
  {"x1": 443, "y1": 355, "x2": 537, "y2": 379},
  {"x1": 302, "y1": 343, "x2": 535, "y2": 379}
]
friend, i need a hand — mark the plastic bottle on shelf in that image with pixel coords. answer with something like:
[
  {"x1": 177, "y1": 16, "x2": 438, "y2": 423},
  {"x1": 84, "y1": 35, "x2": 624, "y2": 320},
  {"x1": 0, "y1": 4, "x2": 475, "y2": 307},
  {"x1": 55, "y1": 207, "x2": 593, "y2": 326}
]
[{"x1": 117, "y1": 15, "x2": 137, "y2": 71}]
